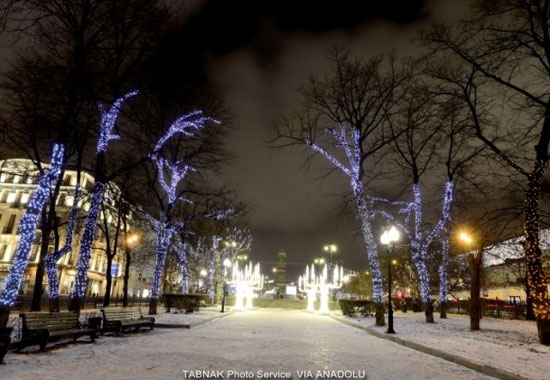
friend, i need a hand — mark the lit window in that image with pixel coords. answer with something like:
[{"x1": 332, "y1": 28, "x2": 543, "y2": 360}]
[
  {"x1": 21, "y1": 193, "x2": 29, "y2": 204},
  {"x1": 3, "y1": 215, "x2": 16, "y2": 234},
  {"x1": 65, "y1": 196, "x2": 74, "y2": 207},
  {"x1": 6, "y1": 192, "x2": 16, "y2": 204}
]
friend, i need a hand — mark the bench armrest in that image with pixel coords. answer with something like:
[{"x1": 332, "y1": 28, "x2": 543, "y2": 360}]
[
  {"x1": 86, "y1": 317, "x2": 102, "y2": 330},
  {"x1": 143, "y1": 317, "x2": 155, "y2": 323}
]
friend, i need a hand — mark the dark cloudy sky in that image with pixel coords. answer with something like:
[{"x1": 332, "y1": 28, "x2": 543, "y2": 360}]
[
  {"x1": 176, "y1": 0, "x2": 469, "y2": 280},
  {"x1": 0, "y1": 0, "x2": 468, "y2": 282}
]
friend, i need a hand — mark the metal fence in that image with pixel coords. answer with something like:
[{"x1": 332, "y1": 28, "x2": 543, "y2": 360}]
[{"x1": 440, "y1": 298, "x2": 526, "y2": 320}]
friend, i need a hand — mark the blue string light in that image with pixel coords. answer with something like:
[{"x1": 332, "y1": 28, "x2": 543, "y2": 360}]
[
  {"x1": 148, "y1": 111, "x2": 220, "y2": 303},
  {"x1": 71, "y1": 91, "x2": 138, "y2": 302},
  {"x1": 370, "y1": 181, "x2": 455, "y2": 308},
  {"x1": 45, "y1": 184, "x2": 80, "y2": 300},
  {"x1": 0, "y1": 143, "x2": 65, "y2": 307},
  {"x1": 97, "y1": 90, "x2": 139, "y2": 153},
  {"x1": 71, "y1": 182, "x2": 105, "y2": 299},
  {"x1": 307, "y1": 125, "x2": 384, "y2": 304}
]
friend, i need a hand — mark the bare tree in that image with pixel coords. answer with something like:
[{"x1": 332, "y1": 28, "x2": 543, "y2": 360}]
[
  {"x1": 424, "y1": 0, "x2": 550, "y2": 344},
  {"x1": 273, "y1": 48, "x2": 410, "y2": 325}
]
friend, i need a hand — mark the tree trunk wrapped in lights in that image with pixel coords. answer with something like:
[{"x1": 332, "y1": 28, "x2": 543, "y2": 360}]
[
  {"x1": 45, "y1": 184, "x2": 81, "y2": 312},
  {"x1": 147, "y1": 111, "x2": 220, "y2": 314},
  {"x1": 370, "y1": 180, "x2": 455, "y2": 323},
  {"x1": 307, "y1": 126, "x2": 386, "y2": 325},
  {"x1": 69, "y1": 90, "x2": 139, "y2": 312},
  {"x1": 273, "y1": 50, "x2": 408, "y2": 326},
  {"x1": 0, "y1": 143, "x2": 65, "y2": 327}
]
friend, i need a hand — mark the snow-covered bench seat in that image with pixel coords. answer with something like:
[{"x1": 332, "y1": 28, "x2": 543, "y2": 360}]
[
  {"x1": 18, "y1": 312, "x2": 96, "y2": 351},
  {"x1": 101, "y1": 308, "x2": 154, "y2": 334}
]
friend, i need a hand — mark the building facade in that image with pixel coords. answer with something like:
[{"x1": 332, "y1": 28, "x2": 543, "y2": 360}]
[{"x1": 0, "y1": 158, "x2": 153, "y2": 300}]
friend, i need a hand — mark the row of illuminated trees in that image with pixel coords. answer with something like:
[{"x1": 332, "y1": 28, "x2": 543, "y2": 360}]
[
  {"x1": 0, "y1": 0, "x2": 251, "y2": 326},
  {"x1": 273, "y1": 1, "x2": 550, "y2": 345}
]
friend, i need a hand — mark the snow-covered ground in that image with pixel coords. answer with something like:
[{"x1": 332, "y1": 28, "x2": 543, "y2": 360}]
[
  {"x1": 6, "y1": 306, "x2": 224, "y2": 340},
  {"x1": 338, "y1": 311, "x2": 550, "y2": 380},
  {"x1": 0, "y1": 308, "x2": 495, "y2": 380}
]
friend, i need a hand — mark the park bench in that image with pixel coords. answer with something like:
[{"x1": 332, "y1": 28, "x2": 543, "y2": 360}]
[
  {"x1": 18, "y1": 312, "x2": 96, "y2": 351},
  {"x1": 101, "y1": 308, "x2": 155, "y2": 334}
]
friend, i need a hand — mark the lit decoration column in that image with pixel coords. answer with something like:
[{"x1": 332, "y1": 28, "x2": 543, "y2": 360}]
[
  {"x1": 0, "y1": 143, "x2": 65, "y2": 315},
  {"x1": 299, "y1": 263, "x2": 343, "y2": 314},
  {"x1": 70, "y1": 91, "x2": 138, "y2": 312},
  {"x1": 227, "y1": 261, "x2": 263, "y2": 311},
  {"x1": 298, "y1": 265, "x2": 317, "y2": 312}
]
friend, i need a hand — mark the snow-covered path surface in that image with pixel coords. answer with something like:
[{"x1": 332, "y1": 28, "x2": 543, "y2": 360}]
[
  {"x1": 0, "y1": 309, "x2": 495, "y2": 380},
  {"x1": 339, "y1": 311, "x2": 550, "y2": 380}
]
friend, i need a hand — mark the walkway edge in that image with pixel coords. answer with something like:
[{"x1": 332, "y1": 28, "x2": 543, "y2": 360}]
[
  {"x1": 156, "y1": 310, "x2": 235, "y2": 329},
  {"x1": 189, "y1": 310, "x2": 235, "y2": 328},
  {"x1": 330, "y1": 315, "x2": 527, "y2": 380}
]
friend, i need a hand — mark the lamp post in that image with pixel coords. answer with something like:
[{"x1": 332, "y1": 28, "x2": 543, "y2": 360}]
[
  {"x1": 221, "y1": 258, "x2": 232, "y2": 313},
  {"x1": 381, "y1": 226, "x2": 400, "y2": 334},
  {"x1": 323, "y1": 243, "x2": 337, "y2": 267},
  {"x1": 199, "y1": 269, "x2": 207, "y2": 292},
  {"x1": 123, "y1": 233, "x2": 139, "y2": 307}
]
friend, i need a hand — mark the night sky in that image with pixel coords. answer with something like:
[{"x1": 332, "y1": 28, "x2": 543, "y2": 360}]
[
  {"x1": 0, "y1": 0, "x2": 468, "y2": 281},
  {"x1": 187, "y1": 0, "x2": 468, "y2": 280}
]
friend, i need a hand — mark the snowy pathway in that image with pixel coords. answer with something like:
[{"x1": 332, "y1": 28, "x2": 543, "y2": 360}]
[{"x1": 0, "y1": 309, "x2": 495, "y2": 380}]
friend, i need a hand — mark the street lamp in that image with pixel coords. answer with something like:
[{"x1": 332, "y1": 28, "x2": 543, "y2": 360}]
[
  {"x1": 381, "y1": 226, "x2": 400, "y2": 334},
  {"x1": 221, "y1": 258, "x2": 232, "y2": 313},
  {"x1": 198, "y1": 269, "x2": 207, "y2": 292},
  {"x1": 314, "y1": 257, "x2": 325, "y2": 265},
  {"x1": 123, "y1": 233, "x2": 140, "y2": 307},
  {"x1": 237, "y1": 253, "x2": 248, "y2": 261},
  {"x1": 323, "y1": 243, "x2": 337, "y2": 266}
]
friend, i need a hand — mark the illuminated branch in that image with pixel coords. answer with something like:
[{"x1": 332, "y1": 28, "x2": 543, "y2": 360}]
[
  {"x1": 148, "y1": 111, "x2": 221, "y2": 310},
  {"x1": 71, "y1": 91, "x2": 137, "y2": 302},
  {"x1": 97, "y1": 90, "x2": 139, "y2": 153}
]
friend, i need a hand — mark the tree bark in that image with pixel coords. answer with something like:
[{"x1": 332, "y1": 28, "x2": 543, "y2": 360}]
[
  {"x1": 149, "y1": 297, "x2": 157, "y2": 315},
  {"x1": 525, "y1": 278, "x2": 536, "y2": 321},
  {"x1": 103, "y1": 256, "x2": 113, "y2": 307},
  {"x1": 425, "y1": 301, "x2": 434, "y2": 323},
  {"x1": 440, "y1": 300, "x2": 447, "y2": 319},
  {"x1": 468, "y1": 253, "x2": 482, "y2": 331},
  {"x1": 123, "y1": 247, "x2": 131, "y2": 307},
  {"x1": 375, "y1": 303, "x2": 385, "y2": 326},
  {"x1": 30, "y1": 208, "x2": 52, "y2": 311},
  {"x1": 523, "y1": 160, "x2": 550, "y2": 344}
]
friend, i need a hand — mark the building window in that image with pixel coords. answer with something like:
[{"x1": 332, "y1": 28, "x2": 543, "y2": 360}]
[
  {"x1": 6, "y1": 192, "x2": 16, "y2": 204},
  {"x1": 20, "y1": 193, "x2": 30, "y2": 204},
  {"x1": 0, "y1": 244, "x2": 7, "y2": 261},
  {"x1": 11, "y1": 191, "x2": 22, "y2": 207},
  {"x1": 63, "y1": 174, "x2": 72, "y2": 186},
  {"x1": 29, "y1": 245, "x2": 40, "y2": 262},
  {"x1": 0, "y1": 191, "x2": 8, "y2": 203},
  {"x1": 3, "y1": 214, "x2": 16, "y2": 234},
  {"x1": 57, "y1": 192, "x2": 66, "y2": 206}
]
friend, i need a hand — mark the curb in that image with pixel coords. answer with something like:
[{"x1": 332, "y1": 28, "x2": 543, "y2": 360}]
[
  {"x1": 154, "y1": 310, "x2": 236, "y2": 329},
  {"x1": 330, "y1": 315, "x2": 527, "y2": 380}
]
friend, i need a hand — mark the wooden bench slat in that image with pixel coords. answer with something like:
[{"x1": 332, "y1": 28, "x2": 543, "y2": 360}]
[{"x1": 19, "y1": 312, "x2": 97, "y2": 351}]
